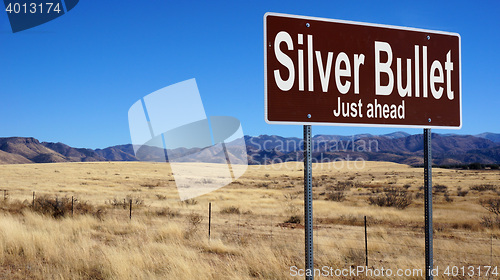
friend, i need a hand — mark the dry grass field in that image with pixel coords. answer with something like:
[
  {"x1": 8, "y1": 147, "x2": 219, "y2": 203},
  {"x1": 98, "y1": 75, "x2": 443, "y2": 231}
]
[{"x1": 0, "y1": 161, "x2": 499, "y2": 279}]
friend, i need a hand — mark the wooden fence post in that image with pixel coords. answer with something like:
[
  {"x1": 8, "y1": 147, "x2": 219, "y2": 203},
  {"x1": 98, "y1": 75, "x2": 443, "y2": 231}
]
[
  {"x1": 208, "y1": 202, "x2": 212, "y2": 241},
  {"x1": 129, "y1": 199, "x2": 132, "y2": 220},
  {"x1": 270, "y1": 216, "x2": 273, "y2": 247},
  {"x1": 365, "y1": 215, "x2": 368, "y2": 267}
]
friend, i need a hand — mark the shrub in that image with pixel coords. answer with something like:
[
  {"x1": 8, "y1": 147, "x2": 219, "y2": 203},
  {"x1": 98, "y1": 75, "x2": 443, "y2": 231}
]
[
  {"x1": 126, "y1": 195, "x2": 144, "y2": 206},
  {"x1": 33, "y1": 196, "x2": 93, "y2": 218},
  {"x1": 156, "y1": 194, "x2": 167, "y2": 200},
  {"x1": 338, "y1": 214, "x2": 359, "y2": 226},
  {"x1": 344, "y1": 249, "x2": 365, "y2": 265},
  {"x1": 368, "y1": 187, "x2": 412, "y2": 209},
  {"x1": 258, "y1": 183, "x2": 270, "y2": 188},
  {"x1": 72, "y1": 198, "x2": 94, "y2": 214},
  {"x1": 457, "y1": 190, "x2": 469, "y2": 197},
  {"x1": 480, "y1": 215, "x2": 500, "y2": 228},
  {"x1": 94, "y1": 207, "x2": 106, "y2": 221},
  {"x1": 155, "y1": 207, "x2": 179, "y2": 217},
  {"x1": 471, "y1": 184, "x2": 497, "y2": 192},
  {"x1": 141, "y1": 183, "x2": 157, "y2": 189},
  {"x1": 334, "y1": 180, "x2": 356, "y2": 191},
  {"x1": 220, "y1": 206, "x2": 241, "y2": 214},
  {"x1": 284, "y1": 215, "x2": 301, "y2": 224},
  {"x1": 325, "y1": 191, "x2": 346, "y2": 202},
  {"x1": 0, "y1": 199, "x2": 28, "y2": 215},
  {"x1": 107, "y1": 196, "x2": 143, "y2": 208},
  {"x1": 480, "y1": 198, "x2": 500, "y2": 216},
  {"x1": 180, "y1": 198, "x2": 198, "y2": 206},
  {"x1": 184, "y1": 212, "x2": 203, "y2": 239},
  {"x1": 33, "y1": 196, "x2": 66, "y2": 218},
  {"x1": 444, "y1": 192, "x2": 453, "y2": 203},
  {"x1": 468, "y1": 162, "x2": 483, "y2": 170},
  {"x1": 187, "y1": 212, "x2": 203, "y2": 227},
  {"x1": 283, "y1": 193, "x2": 299, "y2": 201},
  {"x1": 283, "y1": 194, "x2": 300, "y2": 217},
  {"x1": 200, "y1": 178, "x2": 214, "y2": 184},
  {"x1": 106, "y1": 198, "x2": 126, "y2": 208},
  {"x1": 433, "y1": 184, "x2": 448, "y2": 193}
]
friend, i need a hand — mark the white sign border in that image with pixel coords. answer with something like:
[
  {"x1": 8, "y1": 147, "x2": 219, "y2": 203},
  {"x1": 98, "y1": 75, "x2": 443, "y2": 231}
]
[{"x1": 264, "y1": 12, "x2": 462, "y2": 129}]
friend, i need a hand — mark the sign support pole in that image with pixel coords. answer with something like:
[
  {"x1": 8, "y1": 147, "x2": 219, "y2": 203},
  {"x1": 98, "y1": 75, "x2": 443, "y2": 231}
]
[
  {"x1": 424, "y1": 128, "x2": 433, "y2": 280},
  {"x1": 303, "y1": 125, "x2": 314, "y2": 280}
]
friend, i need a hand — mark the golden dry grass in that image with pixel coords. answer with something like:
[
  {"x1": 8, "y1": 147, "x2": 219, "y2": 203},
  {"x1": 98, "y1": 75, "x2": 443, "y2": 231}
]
[{"x1": 0, "y1": 161, "x2": 498, "y2": 279}]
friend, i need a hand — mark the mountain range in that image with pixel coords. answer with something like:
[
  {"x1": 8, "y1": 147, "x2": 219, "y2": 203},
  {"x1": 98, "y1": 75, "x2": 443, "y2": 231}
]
[{"x1": 0, "y1": 132, "x2": 498, "y2": 166}]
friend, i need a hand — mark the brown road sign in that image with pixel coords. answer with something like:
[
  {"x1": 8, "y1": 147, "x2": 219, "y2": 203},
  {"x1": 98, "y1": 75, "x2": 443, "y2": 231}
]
[{"x1": 264, "y1": 13, "x2": 461, "y2": 128}]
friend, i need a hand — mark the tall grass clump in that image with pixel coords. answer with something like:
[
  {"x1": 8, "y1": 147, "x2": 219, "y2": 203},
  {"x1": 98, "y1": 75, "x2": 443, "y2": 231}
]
[{"x1": 368, "y1": 187, "x2": 413, "y2": 209}]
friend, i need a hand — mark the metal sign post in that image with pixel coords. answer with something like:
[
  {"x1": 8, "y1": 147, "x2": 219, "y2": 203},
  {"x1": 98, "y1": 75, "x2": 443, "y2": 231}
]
[
  {"x1": 424, "y1": 128, "x2": 433, "y2": 279},
  {"x1": 303, "y1": 125, "x2": 314, "y2": 280}
]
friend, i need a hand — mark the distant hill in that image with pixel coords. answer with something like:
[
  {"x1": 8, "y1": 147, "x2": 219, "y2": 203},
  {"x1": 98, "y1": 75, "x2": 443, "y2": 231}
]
[
  {"x1": 41, "y1": 142, "x2": 105, "y2": 162},
  {"x1": 382, "y1": 131, "x2": 411, "y2": 139},
  {"x1": 94, "y1": 145, "x2": 137, "y2": 161},
  {"x1": 0, "y1": 137, "x2": 66, "y2": 163},
  {"x1": 244, "y1": 133, "x2": 499, "y2": 166},
  {"x1": 476, "y1": 132, "x2": 500, "y2": 143},
  {"x1": 0, "y1": 149, "x2": 31, "y2": 164},
  {"x1": 0, "y1": 132, "x2": 498, "y2": 166}
]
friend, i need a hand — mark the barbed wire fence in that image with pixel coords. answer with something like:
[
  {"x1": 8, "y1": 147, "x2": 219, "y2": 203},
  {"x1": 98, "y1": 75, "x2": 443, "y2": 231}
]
[{"x1": 0, "y1": 188, "x2": 499, "y2": 271}]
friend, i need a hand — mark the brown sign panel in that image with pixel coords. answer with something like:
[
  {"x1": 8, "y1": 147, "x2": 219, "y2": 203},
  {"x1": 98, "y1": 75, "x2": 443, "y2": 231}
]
[{"x1": 265, "y1": 13, "x2": 461, "y2": 128}]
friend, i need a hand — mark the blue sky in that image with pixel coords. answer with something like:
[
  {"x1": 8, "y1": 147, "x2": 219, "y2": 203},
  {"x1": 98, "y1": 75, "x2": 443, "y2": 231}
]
[{"x1": 0, "y1": 0, "x2": 499, "y2": 149}]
